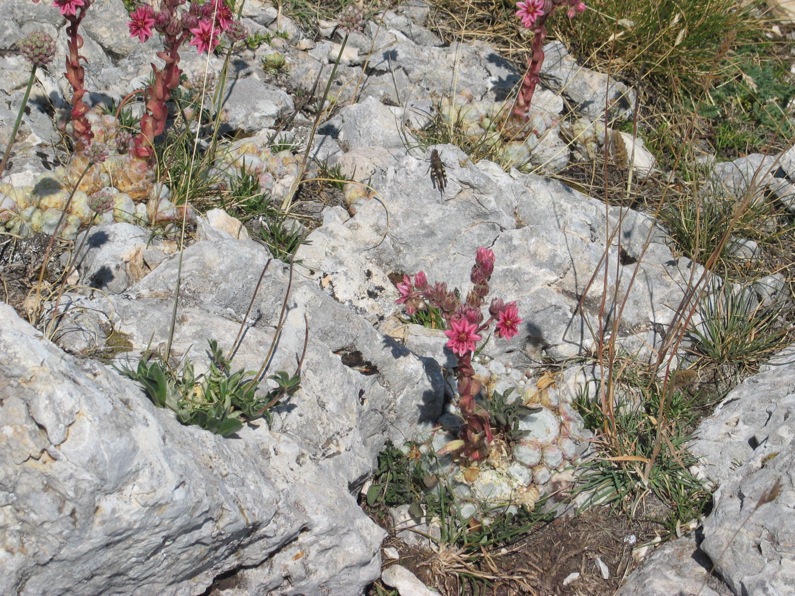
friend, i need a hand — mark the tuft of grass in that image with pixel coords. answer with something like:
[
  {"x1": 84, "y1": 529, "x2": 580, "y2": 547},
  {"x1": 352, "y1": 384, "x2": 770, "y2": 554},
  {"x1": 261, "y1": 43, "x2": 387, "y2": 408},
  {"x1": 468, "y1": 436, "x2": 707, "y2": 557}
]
[
  {"x1": 552, "y1": 0, "x2": 759, "y2": 99},
  {"x1": 257, "y1": 214, "x2": 309, "y2": 261},
  {"x1": 574, "y1": 373, "x2": 711, "y2": 533},
  {"x1": 315, "y1": 159, "x2": 350, "y2": 191},
  {"x1": 688, "y1": 280, "x2": 789, "y2": 370},
  {"x1": 225, "y1": 164, "x2": 277, "y2": 219},
  {"x1": 155, "y1": 131, "x2": 223, "y2": 207}
]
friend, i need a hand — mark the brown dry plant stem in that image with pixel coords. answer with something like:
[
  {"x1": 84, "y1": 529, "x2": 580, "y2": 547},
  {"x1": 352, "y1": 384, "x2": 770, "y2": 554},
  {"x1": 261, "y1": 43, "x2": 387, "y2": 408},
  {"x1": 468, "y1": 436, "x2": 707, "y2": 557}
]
[
  {"x1": 228, "y1": 257, "x2": 272, "y2": 361},
  {"x1": 44, "y1": 215, "x2": 100, "y2": 340},
  {"x1": 252, "y1": 258, "x2": 295, "y2": 385},
  {"x1": 280, "y1": 33, "x2": 349, "y2": 212},
  {"x1": 29, "y1": 159, "x2": 94, "y2": 326},
  {"x1": 0, "y1": 66, "x2": 38, "y2": 179}
]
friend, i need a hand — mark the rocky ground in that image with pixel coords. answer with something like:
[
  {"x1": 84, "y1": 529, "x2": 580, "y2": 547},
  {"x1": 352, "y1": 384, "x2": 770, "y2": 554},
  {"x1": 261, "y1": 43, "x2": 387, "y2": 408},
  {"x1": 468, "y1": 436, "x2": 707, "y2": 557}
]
[{"x1": 1, "y1": 0, "x2": 794, "y2": 594}]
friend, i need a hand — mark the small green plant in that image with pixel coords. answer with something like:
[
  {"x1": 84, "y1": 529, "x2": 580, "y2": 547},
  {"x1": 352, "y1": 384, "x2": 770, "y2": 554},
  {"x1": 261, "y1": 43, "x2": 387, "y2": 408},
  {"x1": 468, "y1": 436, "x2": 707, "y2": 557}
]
[
  {"x1": 245, "y1": 31, "x2": 272, "y2": 50},
  {"x1": 120, "y1": 339, "x2": 300, "y2": 436},
  {"x1": 270, "y1": 134, "x2": 299, "y2": 154},
  {"x1": 688, "y1": 281, "x2": 789, "y2": 370},
  {"x1": 315, "y1": 160, "x2": 350, "y2": 191},
  {"x1": 366, "y1": 441, "x2": 430, "y2": 510},
  {"x1": 261, "y1": 52, "x2": 287, "y2": 73},
  {"x1": 226, "y1": 164, "x2": 276, "y2": 219},
  {"x1": 103, "y1": 99, "x2": 140, "y2": 132},
  {"x1": 698, "y1": 52, "x2": 795, "y2": 156},
  {"x1": 405, "y1": 304, "x2": 446, "y2": 330},
  {"x1": 485, "y1": 388, "x2": 541, "y2": 446},
  {"x1": 258, "y1": 215, "x2": 309, "y2": 261}
]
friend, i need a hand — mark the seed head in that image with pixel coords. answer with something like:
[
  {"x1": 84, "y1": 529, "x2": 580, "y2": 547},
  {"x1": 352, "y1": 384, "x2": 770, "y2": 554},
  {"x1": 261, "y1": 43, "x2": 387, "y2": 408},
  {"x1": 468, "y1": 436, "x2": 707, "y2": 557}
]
[
  {"x1": 19, "y1": 31, "x2": 56, "y2": 68},
  {"x1": 337, "y1": 5, "x2": 364, "y2": 34},
  {"x1": 225, "y1": 20, "x2": 248, "y2": 44}
]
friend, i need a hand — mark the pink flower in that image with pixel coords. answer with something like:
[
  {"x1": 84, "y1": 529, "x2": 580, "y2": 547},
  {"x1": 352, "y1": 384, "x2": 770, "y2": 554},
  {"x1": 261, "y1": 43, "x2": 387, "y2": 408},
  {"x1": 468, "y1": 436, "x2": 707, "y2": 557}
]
[
  {"x1": 458, "y1": 305, "x2": 483, "y2": 326},
  {"x1": 189, "y1": 19, "x2": 220, "y2": 54},
  {"x1": 129, "y1": 5, "x2": 156, "y2": 43},
  {"x1": 495, "y1": 302, "x2": 522, "y2": 340},
  {"x1": 204, "y1": 0, "x2": 234, "y2": 32},
  {"x1": 444, "y1": 318, "x2": 482, "y2": 357},
  {"x1": 567, "y1": 1, "x2": 586, "y2": 18},
  {"x1": 53, "y1": 0, "x2": 84, "y2": 17},
  {"x1": 414, "y1": 271, "x2": 428, "y2": 289},
  {"x1": 396, "y1": 275, "x2": 412, "y2": 302},
  {"x1": 473, "y1": 247, "x2": 495, "y2": 281},
  {"x1": 516, "y1": 0, "x2": 545, "y2": 28}
]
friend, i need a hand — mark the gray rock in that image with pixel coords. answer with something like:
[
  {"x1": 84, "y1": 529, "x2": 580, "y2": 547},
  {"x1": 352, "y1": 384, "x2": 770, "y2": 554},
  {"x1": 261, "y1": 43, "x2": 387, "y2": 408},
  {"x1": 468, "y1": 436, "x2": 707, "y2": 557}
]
[
  {"x1": 691, "y1": 347, "x2": 795, "y2": 595},
  {"x1": 0, "y1": 302, "x2": 303, "y2": 595},
  {"x1": 622, "y1": 346, "x2": 795, "y2": 594},
  {"x1": 690, "y1": 346, "x2": 795, "y2": 487},
  {"x1": 300, "y1": 144, "x2": 698, "y2": 362},
  {"x1": 321, "y1": 96, "x2": 406, "y2": 151},
  {"x1": 540, "y1": 41, "x2": 635, "y2": 121},
  {"x1": 10, "y1": 236, "x2": 445, "y2": 594},
  {"x1": 710, "y1": 153, "x2": 780, "y2": 202},
  {"x1": 382, "y1": 564, "x2": 441, "y2": 596},
  {"x1": 616, "y1": 534, "x2": 730, "y2": 596},
  {"x1": 70, "y1": 222, "x2": 173, "y2": 295},
  {"x1": 220, "y1": 76, "x2": 294, "y2": 133}
]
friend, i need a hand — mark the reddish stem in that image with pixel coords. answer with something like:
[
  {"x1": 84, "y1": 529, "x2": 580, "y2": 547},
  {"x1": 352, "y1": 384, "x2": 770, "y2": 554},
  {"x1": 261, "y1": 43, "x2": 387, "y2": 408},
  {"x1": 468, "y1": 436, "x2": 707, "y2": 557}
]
[
  {"x1": 455, "y1": 351, "x2": 493, "y2": 461},
  {"x1": 511, "y1": 16, "x2": 549, "y2": 122},
  {"x1": 133, "y1": 31, "x2": 190, "y2": 161},
  {"x1": 63, "y1": 8, "x2": 93, "y2": 152}
]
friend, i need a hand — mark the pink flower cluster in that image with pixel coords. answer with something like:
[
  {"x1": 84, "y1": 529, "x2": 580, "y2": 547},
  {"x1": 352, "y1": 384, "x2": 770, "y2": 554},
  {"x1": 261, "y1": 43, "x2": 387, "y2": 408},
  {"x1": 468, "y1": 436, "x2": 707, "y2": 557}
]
[
  {"x1": 127, "y1": 0, "x2": 239, "y2": 54},
  {"x1": 395, "y1": 247, "x2": 522, "y2": 357},
  {"x1": 121, "y1": 0, "x2": 247, "y2": 160},
  {"x1": 53, "y1": 0, "x2": 84, "y2": 17},
  {"x1": 395, "y1": 248, "x2": 522, "y2": 461}
]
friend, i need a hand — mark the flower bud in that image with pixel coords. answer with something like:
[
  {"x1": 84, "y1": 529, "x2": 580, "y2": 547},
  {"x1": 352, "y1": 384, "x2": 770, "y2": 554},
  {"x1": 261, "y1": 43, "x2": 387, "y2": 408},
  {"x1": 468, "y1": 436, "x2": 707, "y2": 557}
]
[{"x1": 489, "y1": 298, "x2": 505, "y2": 317}]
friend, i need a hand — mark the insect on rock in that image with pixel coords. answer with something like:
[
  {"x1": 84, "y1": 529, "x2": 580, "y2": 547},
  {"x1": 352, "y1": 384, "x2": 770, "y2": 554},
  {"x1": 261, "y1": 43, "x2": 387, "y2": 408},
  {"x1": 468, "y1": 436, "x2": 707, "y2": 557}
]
[{"x1": 429, "y1": 149, "x2": 447, "y2": 196}]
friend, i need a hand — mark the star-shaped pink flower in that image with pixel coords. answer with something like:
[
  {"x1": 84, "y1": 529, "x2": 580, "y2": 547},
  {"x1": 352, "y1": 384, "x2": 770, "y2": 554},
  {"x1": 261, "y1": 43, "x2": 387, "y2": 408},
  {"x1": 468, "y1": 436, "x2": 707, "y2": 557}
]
[
  {"x1": 189, "y1": 19, "x2": 220, "y2": 54},
  {"x1": 516, "y1": 0, "x2": 545, "y2": 28},
  {"x1": 495, "y1": 301, "x2": 522, "y2": 340},
  {"x1": 53, "y1": 0, "x2": 84, "y2": 17},
  {"x1": 128, "y1": 5, "x2": 156, "y2": 43},
  {"x1": 444, "y1": 318, "x2": 482, "y2": 357}
]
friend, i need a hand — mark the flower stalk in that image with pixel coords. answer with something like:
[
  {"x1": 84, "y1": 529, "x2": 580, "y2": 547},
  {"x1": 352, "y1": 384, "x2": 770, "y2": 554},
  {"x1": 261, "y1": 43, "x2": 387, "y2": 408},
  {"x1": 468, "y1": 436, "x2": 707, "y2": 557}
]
[
  {"x1": 124, "y1": 0, "x2": 238, "y2": 161},
  {"x1": 395, "y1": 248, "x2": 522, "y2": 461},
  {"x1": 56, "y1": 0, "x2": 95, "y2": 152},
  {"x1": 510, "y1": 0, "x2": 586, "y2": 124},
  {"x1": 0, "y1": 66, "x2": 38, "y2": 179},
  {"x1": 2, "y1": 30, "x2": 57, "y2": 178}
]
